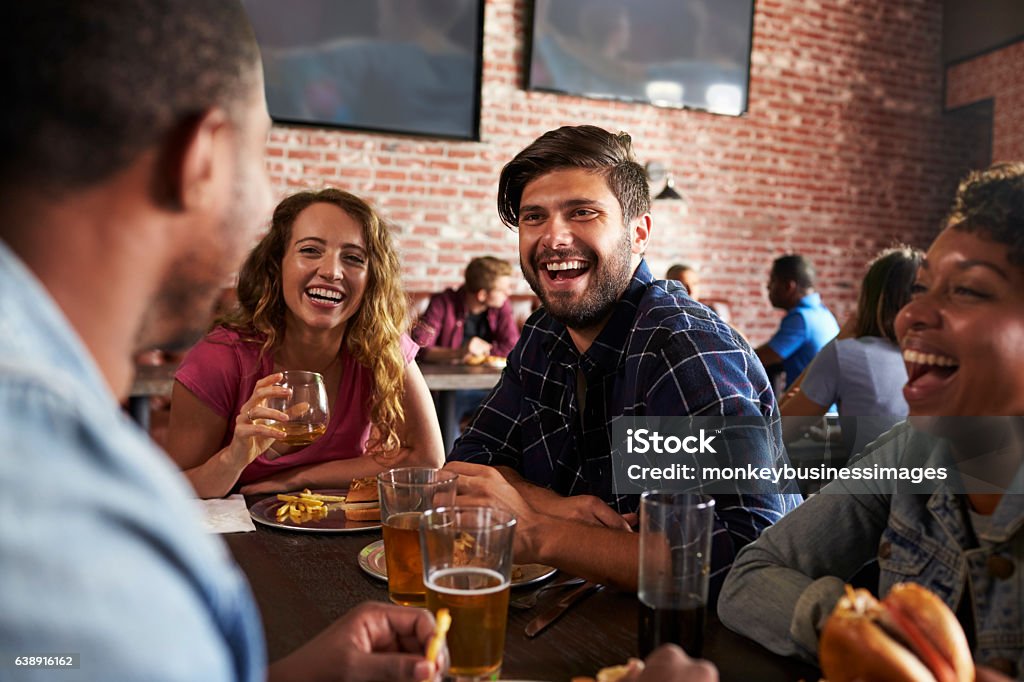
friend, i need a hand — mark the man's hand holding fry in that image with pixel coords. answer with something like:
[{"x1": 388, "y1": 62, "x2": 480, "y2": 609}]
[{"x1": 267, "y1": 602, "x2": 446, "y2": 682}]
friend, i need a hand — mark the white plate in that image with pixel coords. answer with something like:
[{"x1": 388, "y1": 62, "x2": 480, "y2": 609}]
[{"x1": 357, "y1": 539, "x2": 557, "y2": 587}]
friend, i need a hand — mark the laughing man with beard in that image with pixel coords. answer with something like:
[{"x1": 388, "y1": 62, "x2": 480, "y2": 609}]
[{"x1": 446, "y1": 125, "x2": 801, "y2": 597}]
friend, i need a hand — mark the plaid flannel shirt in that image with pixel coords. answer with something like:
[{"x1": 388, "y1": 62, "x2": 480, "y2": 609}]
[{"x1": 449, "y1": 260, "x2": 802, "y2": 597}]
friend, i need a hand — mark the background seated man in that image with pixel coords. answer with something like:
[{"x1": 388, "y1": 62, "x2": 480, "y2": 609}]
[
  {"x1": 413, "y1": 255, "x2": 520, "y2": 363},
  {"x1": 413, "y1": 256, "x2": 521, "y2": 426},
  {"x1": 754, "y1": 254, "x2": 839, "y2": 392},
  {"x1": 447, "y1": 125, "x2": 800, "y2": 600},
  {"x1": 665, "y1": 263, "x2": 702, "y2": 300},
  {"x1": 665, "y1": 262, "x2": 732, "y2": 323}
]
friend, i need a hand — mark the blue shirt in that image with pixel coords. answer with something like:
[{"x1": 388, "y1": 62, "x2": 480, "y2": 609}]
[
  {"x1": 800, "y1": 336, "x2": 909, "y2": 456},
  {"x1": 767, "y1": 292, "x2": 839, "y2": 387},
  {"x1": 450, "y1": 260, "x2": 801, "y2": 597},
  {"x1": 0, "y1": 241, "x2": 265, "y2": 681}
]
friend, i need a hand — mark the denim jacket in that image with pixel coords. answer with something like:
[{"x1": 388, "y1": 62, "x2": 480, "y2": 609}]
[{"x1": 719, "y1": 422, "x2": 1024, "y2": 677}]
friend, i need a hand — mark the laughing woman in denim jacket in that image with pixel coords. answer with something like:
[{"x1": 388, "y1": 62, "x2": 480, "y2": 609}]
[{"x1": 718, "y1": 162, "x2": 1024, "y2": 680}]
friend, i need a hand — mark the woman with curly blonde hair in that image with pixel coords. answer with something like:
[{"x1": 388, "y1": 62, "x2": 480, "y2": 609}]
[{"x1": 167, "y1": 188, "x2": 443, "y2": 498}]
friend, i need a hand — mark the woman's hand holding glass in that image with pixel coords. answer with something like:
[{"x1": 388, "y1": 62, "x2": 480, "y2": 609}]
[
  {"x1": 235, "y1": 371, "x2": 331, "y2": 463},
  {"x1": 230, "y1": 372, "x2": 294, "y2": 466}
]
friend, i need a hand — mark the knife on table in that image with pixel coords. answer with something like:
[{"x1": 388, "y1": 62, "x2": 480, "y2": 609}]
[{"x1": 524, "y1": 581, "x2": 602, "y2": 638}]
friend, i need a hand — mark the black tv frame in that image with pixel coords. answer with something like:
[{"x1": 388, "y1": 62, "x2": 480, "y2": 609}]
[
  {"x1": 524, "y1": 0, "x2": 756, "y2": 117},
  {"x1": 247, "y1": 0, "x2": 485, "y2": 141}
]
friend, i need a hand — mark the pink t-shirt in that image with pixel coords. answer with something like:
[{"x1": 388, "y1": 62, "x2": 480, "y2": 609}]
[{"x1": 175, "y1": 326, "x2": 419, "y2": 486}]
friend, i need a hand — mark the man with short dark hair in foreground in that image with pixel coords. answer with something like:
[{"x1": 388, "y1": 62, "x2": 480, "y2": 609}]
[{"x1": 0, "y1": 3, "x2": 438, "y2": 680}]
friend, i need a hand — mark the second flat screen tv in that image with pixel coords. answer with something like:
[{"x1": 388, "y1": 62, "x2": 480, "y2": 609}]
[
  {"x1": 242, "y1": 0, "x2": 483, "y2": 140},
  {"x1": 528, "y1": 0, "x2": 754, "y2": 116}
]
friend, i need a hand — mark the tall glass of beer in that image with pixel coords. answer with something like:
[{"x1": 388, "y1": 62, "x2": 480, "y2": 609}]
[
  {"x1": 637, "y1": 491, "x2": 715, "y2": 658},
  {"x1": 421, "y1": 506, "x2": 516, "y2": 681},
  {"x1": 378, "y1": 468, "x2": 458, "y2": 607}
]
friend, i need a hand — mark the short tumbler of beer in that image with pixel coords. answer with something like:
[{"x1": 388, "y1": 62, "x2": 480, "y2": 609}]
[
  {"x1": 421, "y1": 506, "x2": 516, "y2": 682},
  {"x1": 255, "y1": 370, "x2": 329, "y2": 449},
  {"x1": 637, "y1": 491, "x2": 715, "y2": 658},
  {"x1": 378, "y1": 468, "x2": 458, "y2": 607}
]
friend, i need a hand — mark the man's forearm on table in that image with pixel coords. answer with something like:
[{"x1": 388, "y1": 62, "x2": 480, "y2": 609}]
[
  {"x1": 525, "y1": 515, "x2": 639, "y2": 591},
  {"x1": 495, "y1": 466, "x2": 562, "y2": 507}
]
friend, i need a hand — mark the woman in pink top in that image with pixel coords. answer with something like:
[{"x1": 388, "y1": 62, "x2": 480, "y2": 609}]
[{"x1": 167, "y1": 189, "x2": 444, "y2": 498}]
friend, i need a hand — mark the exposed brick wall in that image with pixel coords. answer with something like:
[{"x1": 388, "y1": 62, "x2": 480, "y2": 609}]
[
  {"x1": 946, "y1": 40, "x2": 1024, "y2": 162},
  {"x1": 264, "y1": 0, "x2": 981, "y2": 345}
]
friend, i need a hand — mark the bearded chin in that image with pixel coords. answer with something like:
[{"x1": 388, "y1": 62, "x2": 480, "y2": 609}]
[
  {"x1": 542, "y1": 289, "x2": 619, "y2": 329},
  {"x1": 523, "y1": 234, "x2": 634, "y2": 331}
]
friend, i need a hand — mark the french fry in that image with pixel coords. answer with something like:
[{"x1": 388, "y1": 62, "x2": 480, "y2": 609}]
[
  {"x1": 298, "y1": 491, "x2": 346, "y2": 503},
  {"x1": 422, "y1": 607, "x2": 450, "y2": 681},
  {"x1": 275, "y1": 492, "x2": 332, "y2": 525},
  {"x1": 318, "y1": 494, "x2": 347, "y2": 502},
  {"x1": 299, "y1": 491, "x2": 342, "y2": 501}
]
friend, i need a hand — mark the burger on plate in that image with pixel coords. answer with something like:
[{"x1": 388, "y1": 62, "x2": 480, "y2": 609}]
[{"x1": 344, "y1": 476, "x2": 380, "y2": 522}]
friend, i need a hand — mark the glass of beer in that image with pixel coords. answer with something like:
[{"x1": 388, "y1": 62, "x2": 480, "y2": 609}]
[
  {"x1": 256, "y1": 370, "x2": 329, "y2": 447},
  {"x1": 420, "y1": 506, "x2": 516, "y2": 681},
  {"x1": 378, "y1": 468, "x2": 458, "y2": 607},
  {"x1": 638, "y1": 491, "x2": 715, "y2": 658}
]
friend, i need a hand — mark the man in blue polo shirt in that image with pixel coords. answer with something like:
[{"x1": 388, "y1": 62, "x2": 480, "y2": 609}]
[{"x1": 755, "y1": 254, "x2": 839, "y2": 390}]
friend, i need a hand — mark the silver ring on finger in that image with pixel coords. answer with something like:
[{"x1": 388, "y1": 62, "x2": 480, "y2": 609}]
[{"x1": 247, "y1": 408, "x2": 255, "y2": 422}]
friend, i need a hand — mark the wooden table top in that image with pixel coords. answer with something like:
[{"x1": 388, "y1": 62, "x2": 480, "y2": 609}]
[
  {"x1": 417, "y1": 362, "x2": 504, "y2": 391},
  {"x1": 225, "y1": 498, "x2": 819, "y2": 682},
  {"x1": 131, "y1": 360, "x2": 504, "y2": 398}
]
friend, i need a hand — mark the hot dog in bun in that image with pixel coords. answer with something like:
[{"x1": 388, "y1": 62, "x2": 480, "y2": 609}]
[{"x1": 819, "y1": 583, "x2": 974, "y2": 682}]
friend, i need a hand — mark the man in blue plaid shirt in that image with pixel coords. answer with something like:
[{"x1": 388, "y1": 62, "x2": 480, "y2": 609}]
[{"x1": 447, "y1": 125, "x2": 801, "y2": 598}]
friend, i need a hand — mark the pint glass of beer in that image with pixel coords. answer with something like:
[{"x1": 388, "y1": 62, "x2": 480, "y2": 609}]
[
  {"x1": 637, "y1": 491, "x2": 715, "y2": 658},
  {"x1": 378, "y1": 468, "x2": 458, "y2": 607},
  {"x1": 421, "y1": 506, "x2": 516, "y2": 681}
]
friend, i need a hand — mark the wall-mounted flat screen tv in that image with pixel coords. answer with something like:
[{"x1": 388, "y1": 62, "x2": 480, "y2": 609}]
[
  {"x1": 242, "y1": 0, "x2": 484, "y2": 140},
  {"x1": 527, "y1": 0, "x2": 754, "y2": 116}
]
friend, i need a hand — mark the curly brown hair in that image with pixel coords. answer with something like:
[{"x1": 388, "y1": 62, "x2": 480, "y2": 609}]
[
  {"x1": 947, "y1": 162, "x2": 1024, "y2": 267},
  {"x1": 218, "y1": 188, "x2": 409, "y2": 453}
]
